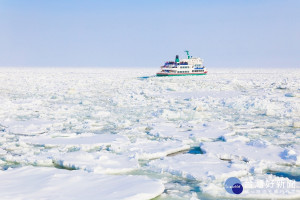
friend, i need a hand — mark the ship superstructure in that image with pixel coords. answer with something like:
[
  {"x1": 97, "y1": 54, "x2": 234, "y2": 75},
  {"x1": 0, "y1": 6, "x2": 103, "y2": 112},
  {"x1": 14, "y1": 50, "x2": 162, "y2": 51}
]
[{"x1": 157, "y1": 51, "x2": 207, "y2": 76}]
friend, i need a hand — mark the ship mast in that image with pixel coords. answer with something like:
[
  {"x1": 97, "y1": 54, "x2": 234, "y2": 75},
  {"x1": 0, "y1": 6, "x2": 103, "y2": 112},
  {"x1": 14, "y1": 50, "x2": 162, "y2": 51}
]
[{"x1": 184, "y1": 50, "x2": 190, "y2": 59}]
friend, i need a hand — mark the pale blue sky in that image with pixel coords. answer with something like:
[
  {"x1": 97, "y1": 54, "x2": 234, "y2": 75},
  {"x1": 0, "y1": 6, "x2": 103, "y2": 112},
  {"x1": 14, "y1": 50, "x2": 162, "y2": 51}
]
[{"x1": 0, "y1": 0, "x2": 299, "y2": 68}]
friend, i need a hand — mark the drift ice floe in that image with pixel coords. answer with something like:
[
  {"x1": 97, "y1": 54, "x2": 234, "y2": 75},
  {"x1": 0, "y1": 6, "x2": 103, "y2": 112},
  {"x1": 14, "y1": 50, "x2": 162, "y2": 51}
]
[{"x1": 157, "y1": 51, "x2": 208, "y2": 76}]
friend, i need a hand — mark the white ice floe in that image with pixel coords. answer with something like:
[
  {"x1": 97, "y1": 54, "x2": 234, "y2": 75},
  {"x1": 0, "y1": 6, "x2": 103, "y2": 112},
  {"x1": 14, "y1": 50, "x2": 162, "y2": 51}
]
[
  {"x1": 148, "y1": 154, "x2": 248, "y2": 182},
  {"x1": 53, "y1": 151, "x2": 139, "y2": 174},
  {"x1": 148, "y1": 121, "x2": 231, "y2": 143},
  {"x1": 22, "y1": 133, "x2": 129, "y2": 151},
  {"x1": 127, "y1": 138, "x2": 190, "y2": 160},
  {"x1": 4, "y1": 152, "x2": 54, "y2": 166},
  {"x1": 1, "y1": 119, "x2": 54, "y2": 135},
  {"x1": 280, "y1": 145, "x2": 300, "y2": 166},
  {"x1": 201, "y1": 174, "x2": 300, "y2": 199},
  {"x1": 167, "y1": 91, "x2": 241, "y2": 100},
  {"x1": 222, "y1": 135, "x2": 250, "y2": 142},
  {"x1": 0, "y1": 166, "x2": 164, "y2": 200},
  {"x1": 187, "y1": 126, "x2": 233, "y2": 142},
  {"x1": 147, "y1": 123, "x2": 190, "y2": 141},
  {"x1": 200, "y1": 140, "x2": 298, "y2": 165},
  {"x1": 0, "y1": 148, "x2": 6, "y2": 155}
]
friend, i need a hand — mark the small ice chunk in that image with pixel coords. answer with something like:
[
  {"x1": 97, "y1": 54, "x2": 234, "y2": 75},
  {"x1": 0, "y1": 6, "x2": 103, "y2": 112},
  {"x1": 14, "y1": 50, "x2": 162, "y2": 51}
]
[
  {"x1": 148, "y1": 121, "x2": 231, "y2": 142},
  {"x1": 168, "y1": 91, "x2": 240, "y2": 99},
  {"x1": 222, "y1": 135, "x2": 250, "y2": 142},
  {"x1": 149, "y1": 154, "x2": 248, "y2": 182},
  {"x1": 281, "y1": 145, "x2": 300, "y2": 165},
  {"x1": 188, "y1": 121, "x2": 232, "y2": 142},
  {"x1": 189, "y1": 129, "x2": 233, "y2": 142},
  {"x1": 0, "y1": 148, "x2": 6, "y2": 155},
  {"x1": 1, "y1": 119, "x2": 53, "y2": 135},
  {"x1": 0, "y1": 166, "x2": 164, "y2": 200},
  {"x1": 200, "y1": 141, "x2": 295, "y2": 165},
  {"x1": 54, "y1": 151, "x2": 139, "y2": 174},
  {"x1": 22, "y1": 134, "x2": 129, "y2": 151},
  {"x1": 4, "y1": 152, "x2": 54, "y2": 166},
  {"x1": 127, "y1": 139, "x2": 190, "y2": 160}
]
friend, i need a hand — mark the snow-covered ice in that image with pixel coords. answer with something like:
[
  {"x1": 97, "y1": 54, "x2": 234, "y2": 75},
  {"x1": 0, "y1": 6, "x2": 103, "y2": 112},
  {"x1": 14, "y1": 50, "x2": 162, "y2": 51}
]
[
  {"x1": 0, "y1": 67, "x2": 299, "y2": 199},
  {"x1": 148, "y1": 121, "x2": 232, "y2": 143},
  {"x1": 22, "y1": 133, "x2": 129, "y2": 151},
  {"x1": 1, "y1": 119, "x2": 54, "y2": 135},
  {"x1": 126, "y1": 138, "x2": 190, "y2": 160},
  {"x1": 200, "y1": 140, "x2": 298, "y2": 165},
  {"x1": 53, "y1": 151, "x2": 139, "y2": 174},
  {"x1": 148, "y1": 154, "x2": 249, "y2": 182},
  {"x1": 0, "y1": 166, "x2": 164, "y2": 200}
]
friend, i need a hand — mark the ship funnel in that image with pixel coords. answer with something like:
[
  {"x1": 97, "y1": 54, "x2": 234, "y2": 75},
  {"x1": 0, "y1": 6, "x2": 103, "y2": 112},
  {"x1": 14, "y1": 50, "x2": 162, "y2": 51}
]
[{"x1": 175, "y1": 55, "x2": 179, "y2": 63}]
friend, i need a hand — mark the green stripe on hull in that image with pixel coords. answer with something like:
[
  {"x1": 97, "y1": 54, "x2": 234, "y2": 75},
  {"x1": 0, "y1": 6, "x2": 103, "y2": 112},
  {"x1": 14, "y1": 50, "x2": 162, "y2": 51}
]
[{"x1": 156, "y1": 73, "x2": 207, "y2": 77}]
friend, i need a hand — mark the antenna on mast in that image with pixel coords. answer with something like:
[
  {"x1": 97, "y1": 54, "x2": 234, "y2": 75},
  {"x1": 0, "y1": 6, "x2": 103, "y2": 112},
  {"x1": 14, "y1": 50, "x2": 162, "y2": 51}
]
[{"x1": 184, "y1": 50, "x2": 190, "y2": 59}]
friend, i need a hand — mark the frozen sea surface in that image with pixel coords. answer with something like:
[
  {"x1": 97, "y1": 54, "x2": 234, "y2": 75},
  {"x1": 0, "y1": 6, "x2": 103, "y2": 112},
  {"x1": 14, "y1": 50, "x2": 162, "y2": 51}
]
[{"x1": 0, "y1": 67, "x2": 299, "y2": 199}]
